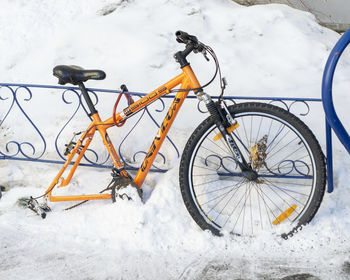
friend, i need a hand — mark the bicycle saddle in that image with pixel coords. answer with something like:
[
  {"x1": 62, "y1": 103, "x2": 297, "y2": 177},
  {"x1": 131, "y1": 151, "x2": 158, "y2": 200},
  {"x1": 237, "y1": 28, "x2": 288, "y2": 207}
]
[{"x1": 53, "y1": 65, "x2": 106, "y2": 85}]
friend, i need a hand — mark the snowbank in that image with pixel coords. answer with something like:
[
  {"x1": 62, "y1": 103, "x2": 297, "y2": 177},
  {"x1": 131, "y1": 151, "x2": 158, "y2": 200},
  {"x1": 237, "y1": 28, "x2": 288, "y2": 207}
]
[{"x1": 1, "y1": 0, "x2": 350, "y2": 279}]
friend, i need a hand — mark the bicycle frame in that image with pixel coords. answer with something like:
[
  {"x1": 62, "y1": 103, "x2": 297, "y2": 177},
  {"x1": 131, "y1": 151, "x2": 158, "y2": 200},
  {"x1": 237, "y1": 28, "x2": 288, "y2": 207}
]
[{"x1": 44, "y1": 65, "x2": 201, "y2": 202}]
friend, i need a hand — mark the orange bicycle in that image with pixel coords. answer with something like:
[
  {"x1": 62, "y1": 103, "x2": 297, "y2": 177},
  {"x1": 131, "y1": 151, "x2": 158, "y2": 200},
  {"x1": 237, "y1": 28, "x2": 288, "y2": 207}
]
[{"x1": 24, "y1": 31, "x2": 326, "y2": 238}]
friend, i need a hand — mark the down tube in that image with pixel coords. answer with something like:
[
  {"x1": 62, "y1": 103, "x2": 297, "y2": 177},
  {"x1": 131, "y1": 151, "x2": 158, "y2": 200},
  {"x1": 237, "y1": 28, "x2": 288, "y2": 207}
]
[{"x1": 134, "y1": 81, "x2": 191, "y2": 187}]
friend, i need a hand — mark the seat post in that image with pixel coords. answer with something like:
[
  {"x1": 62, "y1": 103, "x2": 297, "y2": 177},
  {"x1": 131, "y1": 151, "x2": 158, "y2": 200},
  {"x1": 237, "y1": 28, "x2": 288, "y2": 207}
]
[{"x1": 77, "y1": 82, "x2": 98, "y2": 116}]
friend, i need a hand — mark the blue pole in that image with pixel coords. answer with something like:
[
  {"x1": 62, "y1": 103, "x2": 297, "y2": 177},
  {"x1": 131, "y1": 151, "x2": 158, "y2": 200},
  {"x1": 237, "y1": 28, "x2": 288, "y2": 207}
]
[
  {"x1": 322, "y1": 29, "x2": 350, "y2": 193},
  {"x1": 325, "y1": 120, "x2": 333, "y2": 193},
  {"x1": 322, "y1": 29, "x2": 350, "y2": 154}
]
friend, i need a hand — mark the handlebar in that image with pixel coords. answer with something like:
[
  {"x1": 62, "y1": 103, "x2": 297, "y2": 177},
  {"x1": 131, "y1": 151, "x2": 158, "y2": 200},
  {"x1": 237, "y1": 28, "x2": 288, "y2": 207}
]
[
  {"x1": 175, "y1": 31, "x2": 198, "y2": 45},
  {"x1": 174, "y1": 30, "x2": 208, "y2": 67},
  {"x1": 173, "y1": 30, "x2": 224, "y2": 95},
  {"x1": 175, "y1": 30, "x2": 205, "y2": 53}
]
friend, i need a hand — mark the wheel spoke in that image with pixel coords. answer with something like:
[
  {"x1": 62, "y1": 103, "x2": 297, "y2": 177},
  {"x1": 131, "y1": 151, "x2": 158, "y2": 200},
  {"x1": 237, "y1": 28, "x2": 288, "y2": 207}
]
[
  {"x1": 200, "y1": 179, "x2": 246, "y2": 207},
  {"x1": 182, "y1": 104, "x2": 324, "y2": 237}
]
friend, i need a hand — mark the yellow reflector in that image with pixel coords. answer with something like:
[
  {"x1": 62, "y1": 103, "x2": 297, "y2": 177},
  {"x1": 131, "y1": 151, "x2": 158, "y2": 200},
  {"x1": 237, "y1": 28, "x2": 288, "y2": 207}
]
[
  {"x1": 213, "y1": 123, "x2": 239, "y2": 141},
  {"x1": 273, "y1": 205, "x2": 296, "y2": 225}
]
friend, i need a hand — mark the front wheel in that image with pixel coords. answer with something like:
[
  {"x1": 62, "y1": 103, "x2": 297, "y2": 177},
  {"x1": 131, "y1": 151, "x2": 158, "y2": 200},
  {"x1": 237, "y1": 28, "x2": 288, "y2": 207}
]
[{"x1": 179, "y1": 102, "x2": 326, "y2": 237}]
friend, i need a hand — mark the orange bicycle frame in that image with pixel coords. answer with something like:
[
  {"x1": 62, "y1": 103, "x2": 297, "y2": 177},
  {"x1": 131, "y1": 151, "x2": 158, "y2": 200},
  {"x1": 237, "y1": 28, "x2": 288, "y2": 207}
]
[{"x1": 44, "y1": 65, "x2": 201, "y2": 202}]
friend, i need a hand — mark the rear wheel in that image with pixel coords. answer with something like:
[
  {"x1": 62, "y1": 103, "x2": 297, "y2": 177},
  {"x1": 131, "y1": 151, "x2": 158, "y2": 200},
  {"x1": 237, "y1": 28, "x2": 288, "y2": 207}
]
[{"x1": 179, "y1": 102, "x2": 326, "y2": 237}]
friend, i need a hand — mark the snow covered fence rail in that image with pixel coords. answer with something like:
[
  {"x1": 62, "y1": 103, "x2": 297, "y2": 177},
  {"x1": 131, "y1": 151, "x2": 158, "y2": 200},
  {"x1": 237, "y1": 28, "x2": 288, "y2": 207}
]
[{"x1": 0, "y1": 83, "x2": 323, "y2": 173}]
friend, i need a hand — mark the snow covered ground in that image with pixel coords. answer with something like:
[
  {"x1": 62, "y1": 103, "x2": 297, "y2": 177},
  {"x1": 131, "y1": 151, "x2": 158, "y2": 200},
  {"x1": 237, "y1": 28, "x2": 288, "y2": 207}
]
[{"x1": 1, "y1": 0, "x2": 350, "y2": 279}]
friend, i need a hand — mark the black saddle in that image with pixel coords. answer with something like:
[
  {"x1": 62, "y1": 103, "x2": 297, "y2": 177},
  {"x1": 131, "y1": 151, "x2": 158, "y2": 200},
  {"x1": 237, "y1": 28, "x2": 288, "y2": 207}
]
[{"x1": 53, "y1": 65, "x2": 106, "y2": 85}]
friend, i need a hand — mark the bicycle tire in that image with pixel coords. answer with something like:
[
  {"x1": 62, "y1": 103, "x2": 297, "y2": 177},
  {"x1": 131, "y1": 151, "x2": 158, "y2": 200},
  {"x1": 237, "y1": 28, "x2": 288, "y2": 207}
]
[{"x1": 179, "y1": 102, "x2": 326, "y2": 237}]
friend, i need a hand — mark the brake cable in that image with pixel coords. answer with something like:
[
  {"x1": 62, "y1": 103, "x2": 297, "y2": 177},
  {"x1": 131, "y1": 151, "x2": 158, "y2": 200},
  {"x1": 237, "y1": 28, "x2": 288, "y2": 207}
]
[{"x1": 169, "y1": 42, "x2": 226, "y2": 97}]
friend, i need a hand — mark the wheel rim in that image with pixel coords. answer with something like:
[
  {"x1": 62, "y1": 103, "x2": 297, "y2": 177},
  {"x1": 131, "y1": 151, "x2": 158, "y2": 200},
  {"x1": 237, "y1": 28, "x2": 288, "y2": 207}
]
[{"x1": 188, "y1": 111, "x2": 317, "y2": 236}]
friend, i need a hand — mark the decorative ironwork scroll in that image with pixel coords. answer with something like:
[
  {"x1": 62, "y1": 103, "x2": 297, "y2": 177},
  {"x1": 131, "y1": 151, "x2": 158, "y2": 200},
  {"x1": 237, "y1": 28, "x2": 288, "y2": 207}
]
[{"x1": 0, "y1": 83, "x2": 322, "y2": 174}]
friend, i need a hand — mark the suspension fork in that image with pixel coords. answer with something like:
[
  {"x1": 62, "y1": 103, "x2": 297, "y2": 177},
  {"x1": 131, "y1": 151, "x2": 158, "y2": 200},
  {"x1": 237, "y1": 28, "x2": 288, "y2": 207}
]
[{"x1": 195, "y1": 91, "x2": 256, "y2": 178}]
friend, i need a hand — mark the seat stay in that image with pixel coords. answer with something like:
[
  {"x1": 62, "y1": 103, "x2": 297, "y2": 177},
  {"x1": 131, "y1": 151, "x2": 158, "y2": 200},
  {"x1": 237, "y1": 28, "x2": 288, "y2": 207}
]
[
  {"x1": 59, "y1": 131, "x2": 95, "y2": 187},
  {"x1": 92, "y1": 113, "x2": 127, "y2": 177},
  {"x1": 44, "y1": 124, "x2": 97, "y2": 200}
]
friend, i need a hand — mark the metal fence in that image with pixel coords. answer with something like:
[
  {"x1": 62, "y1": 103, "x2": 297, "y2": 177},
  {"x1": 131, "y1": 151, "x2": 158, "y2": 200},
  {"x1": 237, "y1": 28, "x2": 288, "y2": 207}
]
[{"x1": 0, "y1": 83, "x2": 323, "y2": 176}]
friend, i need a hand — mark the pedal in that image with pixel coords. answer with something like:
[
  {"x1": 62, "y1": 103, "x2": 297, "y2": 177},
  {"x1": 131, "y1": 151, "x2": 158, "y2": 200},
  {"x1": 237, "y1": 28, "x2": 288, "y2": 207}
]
[{"x1": 17, "y1": 197, "x2": 51, "y2": 219}]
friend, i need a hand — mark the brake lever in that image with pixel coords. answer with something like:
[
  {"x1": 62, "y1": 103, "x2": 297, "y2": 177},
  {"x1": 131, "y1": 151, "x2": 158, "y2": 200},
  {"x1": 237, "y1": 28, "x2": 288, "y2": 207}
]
[
  {"x1": 196, "y1": 43, "x2": 210, "y2": 61},
  {"x1": 202, "y1": 51, "x2": 210, "y2": 61}
]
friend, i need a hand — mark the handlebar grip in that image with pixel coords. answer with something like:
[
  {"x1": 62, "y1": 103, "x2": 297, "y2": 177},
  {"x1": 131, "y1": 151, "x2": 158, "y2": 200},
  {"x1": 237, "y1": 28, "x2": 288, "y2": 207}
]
[
  {"x1": 175, "y1": 31, "x2": 189, "y2": 43},
  {"x1": 175, "y1": 30, "x2": 198, "y2": 45}
]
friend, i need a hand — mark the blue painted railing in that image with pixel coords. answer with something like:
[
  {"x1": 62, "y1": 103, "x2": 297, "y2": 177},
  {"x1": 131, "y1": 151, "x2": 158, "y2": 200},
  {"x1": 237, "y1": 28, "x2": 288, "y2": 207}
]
[
  {"x1": 1, "y1": 83, "x2": 325, "y2": 185},
  {"x1": 0, "y1": 83, "x2": 182, "y2": 172}
]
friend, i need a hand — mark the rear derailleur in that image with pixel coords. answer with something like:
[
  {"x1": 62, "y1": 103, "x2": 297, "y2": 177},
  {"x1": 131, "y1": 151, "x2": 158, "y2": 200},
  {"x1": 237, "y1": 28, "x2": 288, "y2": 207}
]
[{"x1": 17, "y1": 196, "x2": 51, "y2": 219}]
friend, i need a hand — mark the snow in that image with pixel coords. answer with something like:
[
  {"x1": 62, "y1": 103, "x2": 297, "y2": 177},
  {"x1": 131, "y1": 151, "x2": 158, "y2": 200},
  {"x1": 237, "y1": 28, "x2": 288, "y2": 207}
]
[{"x1": 1, "y1": 0, "x2": 350, "y2": 279}]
